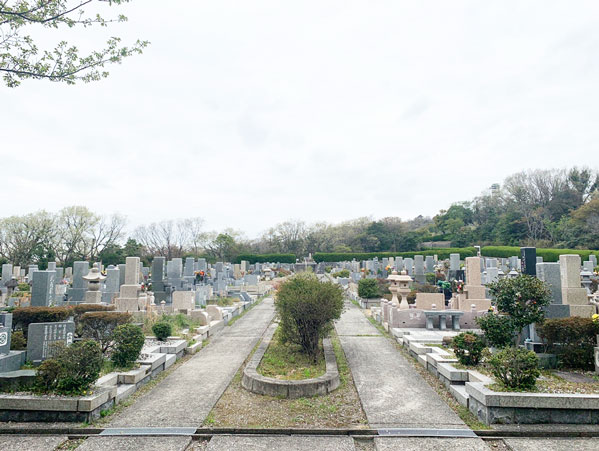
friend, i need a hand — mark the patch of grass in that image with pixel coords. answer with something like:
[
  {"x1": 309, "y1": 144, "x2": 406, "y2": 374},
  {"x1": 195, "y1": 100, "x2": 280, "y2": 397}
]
[
  {"x1": 206, "y1": 327, "x2": 367, "y2": 428},
  {"x1": 257, "y1": 327, "x2": 326, "y2": 380}
]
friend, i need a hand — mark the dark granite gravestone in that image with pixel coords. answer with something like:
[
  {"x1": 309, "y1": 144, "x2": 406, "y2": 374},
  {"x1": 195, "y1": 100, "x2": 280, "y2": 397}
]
[
  {"x1": 26, "y1": 321, "x2": 75, "y2": 364},
  {"x1": 31, "y1": 270, "x2": 56, "y2": 307},
  {"x1": 521, "y1": 247, "x2": 537, "y2": 276}
]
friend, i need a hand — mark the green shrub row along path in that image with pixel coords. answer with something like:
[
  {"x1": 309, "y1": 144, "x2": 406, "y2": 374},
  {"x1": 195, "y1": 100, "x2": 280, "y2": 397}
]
[{"x1": 103, "y1": 298, "x2": 276, "y2": 428}]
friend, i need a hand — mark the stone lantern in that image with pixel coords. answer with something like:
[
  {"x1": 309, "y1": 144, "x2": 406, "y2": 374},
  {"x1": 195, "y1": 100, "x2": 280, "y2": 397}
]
[
  {"x1": 388, "y1": 270, "x2": 412, "y2": 310},
  {"x1": 82, "y1": 262, "x2": 106, "y2": 304}
]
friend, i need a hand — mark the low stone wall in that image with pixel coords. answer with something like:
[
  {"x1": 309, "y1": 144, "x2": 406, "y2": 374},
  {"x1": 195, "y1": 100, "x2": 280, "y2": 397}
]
[
  {"x1": 396, "y1": 330, "x2": 599, "y2": 425},
  {"x1": 242, "y1": 325, "x2": 340, "y2": 398}
]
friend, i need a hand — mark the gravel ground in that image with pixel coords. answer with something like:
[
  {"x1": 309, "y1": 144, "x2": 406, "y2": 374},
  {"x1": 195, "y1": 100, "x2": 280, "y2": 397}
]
[{"x1": 207, "y1": 335, "x2": 368, "y2": 428}]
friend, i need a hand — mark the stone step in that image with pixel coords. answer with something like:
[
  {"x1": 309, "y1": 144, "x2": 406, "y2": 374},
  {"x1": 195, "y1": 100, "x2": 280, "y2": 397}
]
[
  {"x1": 164, "y1": 354, "x2": 177, "y2": 370},
  {"x1": 115, "y1": 384, "x2": 136, "y2": 404},
  {"x1": 97, "y1": 372, "x2": 118, "y2": 387},
  {"x1": 449, "y1": 384, "x2": 469, "y2": 407}
]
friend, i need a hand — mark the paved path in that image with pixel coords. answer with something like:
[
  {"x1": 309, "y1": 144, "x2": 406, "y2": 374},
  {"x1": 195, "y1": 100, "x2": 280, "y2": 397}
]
[
  {"x1": 336, "y1": 302, "x2": 467, "y2": 429},
  {"x1": 106, "y1": 298, "x2": 275, "y2": 427}
]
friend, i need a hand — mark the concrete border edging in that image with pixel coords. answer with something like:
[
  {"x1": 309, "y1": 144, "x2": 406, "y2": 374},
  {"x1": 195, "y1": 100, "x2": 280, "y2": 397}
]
[{"x1": 242, "y1": 325, "x2": 340, "y2": 398}]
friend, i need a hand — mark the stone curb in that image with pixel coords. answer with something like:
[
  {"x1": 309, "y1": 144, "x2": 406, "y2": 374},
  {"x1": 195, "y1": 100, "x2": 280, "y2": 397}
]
[{"x1": 241, "y1": 325, "x2": 341, "y2": 398}]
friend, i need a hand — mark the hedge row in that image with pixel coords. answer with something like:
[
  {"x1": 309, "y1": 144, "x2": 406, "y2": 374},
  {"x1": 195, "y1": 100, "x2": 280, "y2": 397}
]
[
  {"x1": 312, "y1": 248, "x2": 478, "y2": 263},
  {"x1": 481, "y1": 246, "x2": 599, "y2": 262},
  {"x1": 235, "y1": 254, "x2": 297, "y2": 264}
]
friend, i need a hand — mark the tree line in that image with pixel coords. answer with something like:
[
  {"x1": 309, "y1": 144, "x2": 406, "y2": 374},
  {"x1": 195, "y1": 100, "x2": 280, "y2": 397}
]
[{"x1": 1, "y1": 167, "x2": 597, "y2": 267}]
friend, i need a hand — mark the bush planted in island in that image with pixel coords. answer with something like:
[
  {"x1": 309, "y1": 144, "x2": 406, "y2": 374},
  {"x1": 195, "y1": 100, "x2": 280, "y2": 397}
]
[
  {"x1": 152, "y1": 321, "x2": 173, "y2": 341},
  {"x1": 489, "y1": 347, "x2": 540, "y2": 390},
  {"x1": 358, "y1": 278, "x2": 379, "y2": 299},
  {"x1": 276, "y1": 273, "x2": 343, "y2": 360},
  {"x1": 111, "y1": 324, "x2": 145, "y2": 368}
]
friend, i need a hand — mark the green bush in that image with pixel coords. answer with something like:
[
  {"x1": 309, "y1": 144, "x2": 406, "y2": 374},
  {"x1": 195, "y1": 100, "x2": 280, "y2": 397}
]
[
  {"x1": 111, "y1": 324, "x2": 145, "y2": 368},
  {"x1": 72, "y1": 304, "x2": 116, "y2": 335},
  {"x1": 537, "y1": 317, "x2": 599, "y2": 370},
  {"x1": 324, "y1": 266, "x2": 332, "y2": 273},
  {"x1": 17, "y1": 283, "x2": 30, "y2": 292},
  {"x1": 425, "y1": 272, "x2": 436, "y2": 284},
  {"x1": 80, "y1": 312, "x2": 132, "y2": 353},
  {"x1": 152, "y1": 321, "x2": 172, "y2": 341},
  {"x1": 489, "y1": 347, "x2": 540, "y2": 390},
  {"x1": 276, "y1": 273, "x2": 344, "y2": 360},
  {"x1": 12, "y1": 306, "x2": 72, "y2": 337},
  {"x1": 313, "y1": 248, "x2": 478, "y2": 263},
  {"x1": 487, "y1": 275, "x2": 551, "y2": 342},
  {"x1": 35, "y1": 340, "x2": 103, "y2": 395},
  {"x1": 10, "y1": 330, "x2": 26, "y2": 350},
  {"x1": 333, "y1": 269, "x2": 350, "y2": 278},
  {"x1": 452, "y1": 332, "x2": 486, "y2": 366},
  {"x1": 358, "y1": 279, "x2": 380, "y2": 299},
  {"x1": 234, "y1": 254, "x2": 296, "y2": 264},
  {"x1": 476, "y1": 314, "x2": 515, "y2": 348}
]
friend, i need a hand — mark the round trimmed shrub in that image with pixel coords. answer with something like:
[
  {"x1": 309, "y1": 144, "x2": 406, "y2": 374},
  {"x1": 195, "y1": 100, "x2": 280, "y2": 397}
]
[
  {"x1": 152, "y1": 321, "x2": 172, "y2": 341},
  {"x1": 452, "y1": 332, "x2": 486, "y2": 366},
  {"x1": 476, "y1": 313, "x2": 515, "y2": 348},
  {"x1": 537, "y1": 317, "x2": 599, "y2": 370},
  {"x1": 358, "y1": 278, "x2": 379, "y2": 299},
  {"x1": 489, "y1": 347, "x2": 540, "y2": 390},
  {"x1": 111, "y1": 324, "x2": 145, "y2": 368}
]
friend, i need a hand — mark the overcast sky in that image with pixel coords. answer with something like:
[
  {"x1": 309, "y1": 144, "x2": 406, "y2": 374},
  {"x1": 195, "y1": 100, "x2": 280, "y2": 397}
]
[{"x1": 2, "y1": 1, "x2": 599, "y2": 238}]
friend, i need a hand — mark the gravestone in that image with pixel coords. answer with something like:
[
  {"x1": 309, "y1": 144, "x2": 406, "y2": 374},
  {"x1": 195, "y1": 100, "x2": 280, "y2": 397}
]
[
  {"x1": 67, "y1": 261, "x2": 89, "y2": 303},
  {"x1": 118, "y1": 264, "x2": 127, "y2": 286},
  {"x1": 413, "y1": 255, "x2": 425, "y2": 283},
  {"x1": 1, "y1": 264, "x2": 13, "y2": 288},
  {"x1": 521, "y1": 247, "x2": 537, "y2": 276},
  {"x1": 583, "y1": 261, "x2": 594, "y2": 272},
  {"x1": 449, "y1": 254, "x2": 460, "y2": 271},
  {"x1": 536, "y1": 262, "x2": 568, "y2": 318},
  {"x1": 425, "y1": 256, "x2": 435, "y2": 273},
  {"x1": 102, "y1": 265, "x2": 121, "y2": 303},
  {"x1": 151, "y1": 257, "x2": 167, "y2": 303},
  {"x1": 590, "y1": 255, "x2": 597, "y2": 268},
  {"x1": 395, "y1": 257, "x2": 404, "y2": 271},
  {"x1": 27, "y1": 321, "x2": 75, "y2": 364},
  {"x1": 0, "y1": 313, "x2": 12, "y2": 354},
  {"x1": 403, "y1": 258, "x2": 413, "y2": 276},
  {"x1": 27, "y1": 265, "x2": 39, "y2": 279},
  {"x1": 560, "y1": 254, "x2": 594, "y2": 317},
  {"x1": 31, "y1": 270, "x2": 56, "y2": 307}
]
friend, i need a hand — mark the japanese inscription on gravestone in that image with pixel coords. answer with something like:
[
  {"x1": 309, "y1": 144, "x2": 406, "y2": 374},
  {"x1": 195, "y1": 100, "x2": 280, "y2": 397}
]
[{"x1": 26, "y1": 321, "x2": 75, "y2": 363}]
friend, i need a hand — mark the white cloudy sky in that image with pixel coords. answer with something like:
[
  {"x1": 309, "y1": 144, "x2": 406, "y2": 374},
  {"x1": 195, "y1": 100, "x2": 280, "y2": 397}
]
[{"x1": 2, "y1": 1, "x2": 599, "y2": 238}]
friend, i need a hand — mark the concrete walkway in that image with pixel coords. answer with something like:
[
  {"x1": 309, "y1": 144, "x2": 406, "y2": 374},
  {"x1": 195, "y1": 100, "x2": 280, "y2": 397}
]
[
  {"x1": 106, "y1": 298, "x2": 275, "y2": 427},
  {"x1": 336, "y1": 302, "x2": 467, "y2": 429}
]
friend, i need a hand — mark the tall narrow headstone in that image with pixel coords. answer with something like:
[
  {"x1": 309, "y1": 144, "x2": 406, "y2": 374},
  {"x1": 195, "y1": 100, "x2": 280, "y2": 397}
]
[
  {"x1": 521, "y1": 247, "x2": 537, "y2": 276},
  {"x1": 102, "y1": 265, "x2": 120, "y2": 303},
  {"x1": 425, "y1": 256, "x2": 435, "y2": 273},
  {"x1": 67, "y1": 261, "x2": 89, "y2": 303},
  {"x1": 31, "y1": 270, "x2": 56, "y2": 306},
  {"x1": 559, "y1": 254, "x2": 593, "y2": 318}
]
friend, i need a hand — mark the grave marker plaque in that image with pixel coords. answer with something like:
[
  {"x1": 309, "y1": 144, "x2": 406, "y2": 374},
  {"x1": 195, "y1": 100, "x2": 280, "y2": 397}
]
[{"x1": 26, "y1": 321, "x2": 75, "y2": 363}]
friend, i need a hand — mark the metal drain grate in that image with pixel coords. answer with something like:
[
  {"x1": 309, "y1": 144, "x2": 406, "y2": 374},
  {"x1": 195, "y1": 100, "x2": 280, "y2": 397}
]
[
  {"x1": 377, "y1": 428, "x2": 478, "y2": 438},
  {"x1": 100, "y1": 427, "x2": 197, "y2": 436}
]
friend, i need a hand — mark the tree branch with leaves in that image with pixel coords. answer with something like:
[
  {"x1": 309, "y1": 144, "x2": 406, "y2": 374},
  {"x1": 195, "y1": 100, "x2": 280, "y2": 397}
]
[{"x1": 0, "y1": 0, "x2": 148, "y2": 87}]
